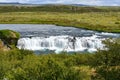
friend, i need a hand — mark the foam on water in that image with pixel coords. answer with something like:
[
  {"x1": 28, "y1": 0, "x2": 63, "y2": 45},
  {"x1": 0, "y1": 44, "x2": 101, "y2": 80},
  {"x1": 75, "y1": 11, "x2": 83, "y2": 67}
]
[{"x1": 17, "y1": 35, "x2": 105, "y2": 53}]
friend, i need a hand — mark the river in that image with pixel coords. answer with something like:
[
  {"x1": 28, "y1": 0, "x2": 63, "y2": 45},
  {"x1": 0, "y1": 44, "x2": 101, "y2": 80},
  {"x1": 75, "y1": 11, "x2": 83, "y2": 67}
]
[{"x1": 0, "y1": 24, "x2": 120, "y2": 53}]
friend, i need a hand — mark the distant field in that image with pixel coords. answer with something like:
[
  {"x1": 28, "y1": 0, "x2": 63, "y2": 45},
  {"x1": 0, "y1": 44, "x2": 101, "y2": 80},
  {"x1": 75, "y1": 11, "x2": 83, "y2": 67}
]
[{"x1": 0, "y1": 5, "x2": 120, "y2": 33}]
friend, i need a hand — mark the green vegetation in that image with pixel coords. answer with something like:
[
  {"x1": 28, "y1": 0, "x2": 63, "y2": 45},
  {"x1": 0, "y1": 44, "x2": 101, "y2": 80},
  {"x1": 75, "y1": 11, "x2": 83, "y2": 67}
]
[
  {"x1": 0, "y1": 29, "x2": 20, "y2": 39},
  {"x1": 0, "y1": 39, "x2": 119, "y2": 80},
  {"x1": 0, "y1": 30, "x2": 20, "y2": 49},
  {"x1": 0, "y1": 5, "x2": 120, "y2": 32},
  {"x1": 91, "y1": 40, "x2": 120, "y2": 80},
  {"x1": 0, "y1": 5, "x2": 120, "y2": 13},
  {"x1": 0, "y1": 50, "x2": 92, "y2": 80}
]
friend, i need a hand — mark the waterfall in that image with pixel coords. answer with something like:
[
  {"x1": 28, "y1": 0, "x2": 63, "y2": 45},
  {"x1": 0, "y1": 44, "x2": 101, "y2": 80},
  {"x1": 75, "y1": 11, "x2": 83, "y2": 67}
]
[{"x1": 17, "y1": 35, "x2": 104, "y2": 53}]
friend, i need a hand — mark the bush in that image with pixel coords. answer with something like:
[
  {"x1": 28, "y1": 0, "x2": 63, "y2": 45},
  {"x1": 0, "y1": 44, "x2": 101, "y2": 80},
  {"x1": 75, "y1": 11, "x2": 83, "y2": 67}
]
[
  {"x1": 0, "y1": 50, "x2": 91, "y2": 80},
  {"x1": 91, "y1": 39, "x2": 120, "y2": 80}
]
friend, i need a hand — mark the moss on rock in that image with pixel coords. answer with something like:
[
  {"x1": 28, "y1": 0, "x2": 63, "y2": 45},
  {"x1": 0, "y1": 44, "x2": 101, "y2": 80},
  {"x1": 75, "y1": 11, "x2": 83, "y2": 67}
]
[{"x1": 0, "y1": 29, "x2": 20, "y2": 46}]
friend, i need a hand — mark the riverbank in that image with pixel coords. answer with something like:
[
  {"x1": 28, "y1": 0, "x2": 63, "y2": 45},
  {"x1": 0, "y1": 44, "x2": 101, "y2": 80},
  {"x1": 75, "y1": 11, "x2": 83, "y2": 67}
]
[
  {"x1": 0, "y1": 6, "x2": 120, "y2": 33},
  {"x1": 0, "y1": 40, "x2": 120, "y2": 80}
]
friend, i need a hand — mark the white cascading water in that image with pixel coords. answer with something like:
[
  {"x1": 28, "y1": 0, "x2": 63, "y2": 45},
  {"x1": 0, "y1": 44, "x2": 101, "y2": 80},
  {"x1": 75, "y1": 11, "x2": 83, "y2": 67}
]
[{"x1": 17, "y1": 35, "x2": 104, "y2": 53}]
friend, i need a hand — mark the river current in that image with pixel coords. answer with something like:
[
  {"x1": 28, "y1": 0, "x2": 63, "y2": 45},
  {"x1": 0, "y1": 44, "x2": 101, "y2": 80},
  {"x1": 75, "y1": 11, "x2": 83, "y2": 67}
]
[{"x1": 0, "y1": 24, "x2": 120, "y2": 53}]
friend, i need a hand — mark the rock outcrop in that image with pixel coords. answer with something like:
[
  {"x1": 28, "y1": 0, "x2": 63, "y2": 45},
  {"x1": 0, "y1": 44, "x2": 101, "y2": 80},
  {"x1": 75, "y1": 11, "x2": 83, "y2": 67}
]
[{"x1": 0, "y1": 29, "x2": 20, "y2": 50}]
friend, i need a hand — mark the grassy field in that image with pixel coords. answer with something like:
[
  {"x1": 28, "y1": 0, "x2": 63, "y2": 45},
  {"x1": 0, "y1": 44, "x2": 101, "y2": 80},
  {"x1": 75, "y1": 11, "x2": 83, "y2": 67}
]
[{"x1": 0, "y1": 5, "x2": 120, "y2": 33}]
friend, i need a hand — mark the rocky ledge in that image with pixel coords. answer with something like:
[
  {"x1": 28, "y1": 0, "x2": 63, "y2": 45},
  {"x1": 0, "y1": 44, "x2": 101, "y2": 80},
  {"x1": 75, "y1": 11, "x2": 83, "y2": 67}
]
[{"x1": 0, "y1": 29, "x2": 20, "y2": 50}]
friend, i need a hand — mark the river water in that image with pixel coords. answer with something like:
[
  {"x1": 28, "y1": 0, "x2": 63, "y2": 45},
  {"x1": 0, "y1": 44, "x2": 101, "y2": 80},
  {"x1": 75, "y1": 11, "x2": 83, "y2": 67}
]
[{"x1": 0, "y1": 24, "x2": 120, "y2": 53}]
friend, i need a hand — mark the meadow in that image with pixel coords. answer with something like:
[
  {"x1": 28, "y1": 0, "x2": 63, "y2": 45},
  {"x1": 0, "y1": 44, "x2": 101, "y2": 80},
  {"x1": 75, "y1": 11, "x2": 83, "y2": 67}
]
[{"x1": 0, "y1": 5, "x2": 120, "y2": 32}]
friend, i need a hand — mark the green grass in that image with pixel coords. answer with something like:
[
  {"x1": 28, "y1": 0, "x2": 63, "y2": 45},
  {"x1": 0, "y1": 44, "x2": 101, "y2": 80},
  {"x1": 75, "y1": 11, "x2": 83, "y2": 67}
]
[
  {"x1": 0, "y1": 5, "x2": 120, "y2": 32},
  {"x1": 0, "y1": 50, "x2": 93, "y2": 80},
  {"x1": 0, "y1": 11, "x2": 120, "y2": 32},
  {"x1": 0, "y1": 5, "x2": 120, "y2": 13}
]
